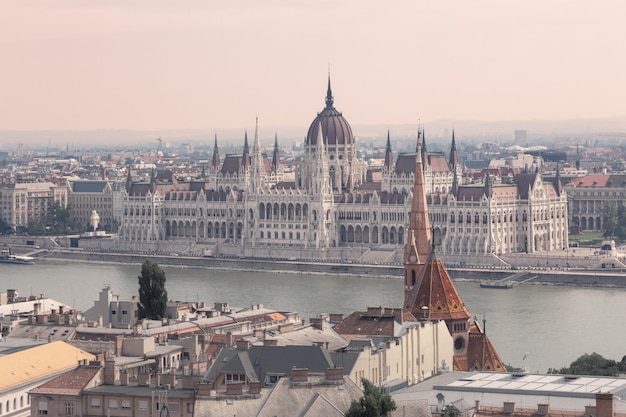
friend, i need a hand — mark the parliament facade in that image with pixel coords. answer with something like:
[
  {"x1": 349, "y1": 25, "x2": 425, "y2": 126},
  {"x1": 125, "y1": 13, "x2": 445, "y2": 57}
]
[{"x1": 114, "y1": 78, "x2": 568, "y2": 260}]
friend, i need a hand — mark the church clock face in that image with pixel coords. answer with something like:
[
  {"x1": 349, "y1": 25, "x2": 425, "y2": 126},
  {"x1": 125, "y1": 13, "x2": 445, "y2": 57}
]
[{"x1": 409, "y1": 254, "x2": 417, "y2": 263}]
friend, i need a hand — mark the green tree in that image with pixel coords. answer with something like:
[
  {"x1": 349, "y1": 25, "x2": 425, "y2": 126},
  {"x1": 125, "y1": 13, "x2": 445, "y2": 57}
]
[
  {"x1": 345, "y1": 379, "x2": 396, "y2": 417},
  {"x1": 27, "y1": 220, "x2": 46, "y2": 236},
  {"x1": 137, "y1": 260, "x2": 168, "y2": 320},
  {"x1": 548, "y1": 352, "x2": 619, "y2": 376},
  {"x1": 602, "y1": 204, "x2": 617, "y2": 237}
]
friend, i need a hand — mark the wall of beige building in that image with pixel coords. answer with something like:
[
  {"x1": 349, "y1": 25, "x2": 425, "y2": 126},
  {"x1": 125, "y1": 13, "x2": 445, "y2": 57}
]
[{"x1": 347, "y1": 320, "x2": 453, "y2": 388}]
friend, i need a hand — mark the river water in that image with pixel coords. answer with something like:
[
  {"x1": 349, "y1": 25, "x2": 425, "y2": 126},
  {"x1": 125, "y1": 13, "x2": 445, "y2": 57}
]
[{"x1": 2, "y1": 260, "x2": 625, "y2": 374}]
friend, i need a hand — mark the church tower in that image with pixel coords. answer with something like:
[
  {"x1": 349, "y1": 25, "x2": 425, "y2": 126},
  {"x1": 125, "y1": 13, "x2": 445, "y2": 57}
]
[
  {"x1": 403, "y1": 129, "x2": 505, "y2": 372},
  {"x1": 383, "y1": 130, "x2": 393, "y2": 172},
  {"x1": 403, "y1": 138, "x2": 432, "y2": 304},
  {"x1": 250, "y1": 117, "x2": 266, "y2": 192}
]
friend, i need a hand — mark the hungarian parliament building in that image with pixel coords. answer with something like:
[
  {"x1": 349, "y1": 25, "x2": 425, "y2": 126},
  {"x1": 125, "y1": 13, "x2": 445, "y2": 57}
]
[{"x1": 115, "y1": 79, "x2": 568, "y2": 261}]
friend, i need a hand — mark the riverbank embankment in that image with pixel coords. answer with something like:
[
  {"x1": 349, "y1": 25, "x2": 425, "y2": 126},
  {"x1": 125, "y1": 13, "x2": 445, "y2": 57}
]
[{"x1": 37, "y1": 249, "x2": 626, "y2": 288}]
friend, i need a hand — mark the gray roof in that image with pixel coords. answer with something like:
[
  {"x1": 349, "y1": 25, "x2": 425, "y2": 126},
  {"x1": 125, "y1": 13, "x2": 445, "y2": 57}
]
[
  {"x1": 195, "y1": 374, "x2": 361, "y2": 417},
  {"x1": 70, "y1": 181, "x2": 109, "y2": 193},
  {"x1": 206, "y1": 345, "x2": 335, "y2": 386}
]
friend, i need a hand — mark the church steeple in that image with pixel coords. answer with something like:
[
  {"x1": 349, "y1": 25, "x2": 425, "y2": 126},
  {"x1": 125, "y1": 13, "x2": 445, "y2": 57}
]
[
  {"x1": 403, "y1": 135, "x2": 432, "y2": 306},
  {"x1": 451, "y1": 169, "x2": 459, "y2": 196},
  {"x1": 211, "y1": 133, "x2": 220, "y2": 169},
  {"x1": 384, "y1": 130, "x2": 393, "y2": 170},
  {"x1": 449, "y1": 130, "x2": 459, "y2": 169},
  {"x1": 421, "y1": 128, "x2": 429, "y2": 169},
  {"x1": 242, "y1": 130, "x2": 250, "y2": 168},
  {"x1": 271, "y1": 132, "x2": 280, "y2": 174},
  {"x1": 250, "y1": 117, "x2": 266, "y2": 191},
  {"x1": 554, "y1": 163, "x2": 563, "y2": 196}
]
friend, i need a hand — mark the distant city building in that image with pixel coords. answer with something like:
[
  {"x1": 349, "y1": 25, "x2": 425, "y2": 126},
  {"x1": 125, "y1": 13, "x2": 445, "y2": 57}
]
[
  {"x1": 113, "y1": 78, "x2": 568, "y2": 259},
  {"x1": 68, "y1": 180, "x2": 114, "y2": 231},
  {"x1": 0, "y1": 182, "x2": 67, "y2": 231},
  {"x1": 564, "y1": 173, "x2": 626, "y2": 231}
]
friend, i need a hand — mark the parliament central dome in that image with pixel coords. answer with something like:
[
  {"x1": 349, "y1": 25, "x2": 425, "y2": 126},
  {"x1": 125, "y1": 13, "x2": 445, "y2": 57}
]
[{"x1": 306, "y1": 77, "x2": 354, "y2": 146}]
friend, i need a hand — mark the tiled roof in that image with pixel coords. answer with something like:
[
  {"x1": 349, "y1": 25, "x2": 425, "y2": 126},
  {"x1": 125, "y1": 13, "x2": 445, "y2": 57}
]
[
  {"x1": 455, "y1": 186, "x2": 485, "y2": 201},
  {"x1": 395, "y1": 153, "x2": 418, "y2": 175},
  {"x1": 405, "y1": 251, "x2": 471, "y2": 322},
  {"x1": 466, "y1": 319, "x2": 506, "y2": 372},
  {"x1": 429, "y1": 154, "x2": 451, "y2": 173},
  {"x1": 567, "y1": 174, "x2": 610, "y2": 187},
  {"x1": 30, "y1": 365, "x2": 101, "y2": 395},
  {"x1": 332, "y1": 308, "x2": 406, "y2": 340},
  {"x1": 0, "y1": 341, "x2": 95, "y2": 391}
]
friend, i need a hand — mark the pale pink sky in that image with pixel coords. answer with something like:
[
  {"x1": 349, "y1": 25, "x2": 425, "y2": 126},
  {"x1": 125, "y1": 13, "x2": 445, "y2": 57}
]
[{"x1": 1, "y1": 1, "x2": 624, "y2": 131}]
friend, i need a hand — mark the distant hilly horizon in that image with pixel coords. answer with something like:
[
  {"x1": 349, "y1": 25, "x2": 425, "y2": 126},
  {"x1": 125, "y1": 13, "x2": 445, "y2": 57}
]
[{"x1": 1, "y1": 116, "x2": 625, "y2": 151}]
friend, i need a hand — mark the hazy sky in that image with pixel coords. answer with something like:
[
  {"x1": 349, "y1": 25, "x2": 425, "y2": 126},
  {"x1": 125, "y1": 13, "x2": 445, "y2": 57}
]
[{"x1": 1, "y1": 1, "x2": 625, "y2": 132}]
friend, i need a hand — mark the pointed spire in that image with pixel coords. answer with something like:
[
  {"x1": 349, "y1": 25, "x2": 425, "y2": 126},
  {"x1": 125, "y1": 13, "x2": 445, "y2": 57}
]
[
  {"x1": 451, "y1": 169, "x2": 459, "y2": 196},
  {"x1": 242, "y1": 130, "x2": 250, "y2": 168},
  {"x1": 325, "y1": 71, "x2": 334, "y2": 109},
  {"x1": 554, "y1": 163, "x2": 562, "y2": 196},
  {"x1": 211, "y1": 133, "x2": 220, "y2": 169},
  {"x1": 384, "y1": 129, "x2": 393, "y2": 170},
  {"x1": 403, "y1": 130, "x2": 432, "y2": 277},
  {"x1": 449, "y1": 129, "x2": 459, "y2": 169},
  {"x1": 421, "y1": 128, "x2": 429, "y2": 169},
  {"x1": 149, "y1": 168, "x2": 156, "y2": 193},
  {"x1": 272, "y1": 132, "x2": 280, "y2": 173}
]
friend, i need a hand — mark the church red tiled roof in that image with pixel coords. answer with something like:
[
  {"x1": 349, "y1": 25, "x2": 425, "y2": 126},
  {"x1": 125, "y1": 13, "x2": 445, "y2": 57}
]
[{"x1": 405, "y1": 252, "x2": 471, "y2": 322}]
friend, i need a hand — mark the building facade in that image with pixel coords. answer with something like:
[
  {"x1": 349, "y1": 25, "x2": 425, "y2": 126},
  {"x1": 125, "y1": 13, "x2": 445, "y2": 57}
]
[
  {"x1": 114, "y1": 79, "x2": 568, "y2": 259},
  {"x1": 0, "y1": 182, "x2": 67, "y2": 232}
]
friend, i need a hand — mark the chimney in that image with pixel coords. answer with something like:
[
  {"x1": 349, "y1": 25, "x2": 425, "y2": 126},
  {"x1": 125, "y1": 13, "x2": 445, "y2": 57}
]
[
  {"x1": 291, "y1": 368, "x2": 309, "y2": 382},
  {"x1": 249, "y1": 381, "x2": 261, "y2": 394},
  {"x1": 585, "y1": 406, "x2": 597, "y2": 416},
  {"x1": 226, "y1": 382, "x2": 244, "y2": 395},
  {"x1": 596, "y1": 393, "x2": 614, "y2": 417},
  {"x1": 310, "y1": 317, "x2": 324, "y2": 330},
  {"x1": 326, "y1": 367, "x2": 344, "y2": 381},
  {"x1": 537, "y1": 404, "x2": 549, "y2": 415},
  {"x1": 503, "y1": 402, "x2": 515, "y2": 414},
  {"x1": 329, "y1": 313, "x2": 344, "y2": 323},
  {"x1": 104, "y1": 358, "x2": 117, "y2": 385},
  {"x1": 120, "y1": 372, "x2": 129, "y2": 386},
  {"x1": 137, "y1": 373, "x2": 151, "y2": 387},
  {"x1": 278, "y1": 323, "x2": 293, "y2": 333},
  {"x1": 236, "y1": 340, "x2": 250, "y2": 350},
  {"x1": 475, "y1": 400, "x2": 480, "y2": 411},
  {"x1": 366, "y1": 306, "x2": 384, "y2": 316},
  {"x1": 33, "y1": 302, "x2": 40, "y2": 316},
  {"x1": 393, "y1": 308, "x2": 404, "y2": 324}
]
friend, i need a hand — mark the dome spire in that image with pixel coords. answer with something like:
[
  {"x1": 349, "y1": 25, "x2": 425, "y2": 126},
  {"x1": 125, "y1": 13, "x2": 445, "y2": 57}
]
[{"x1": 325, "y1": 71, "x2": 334, "y2": 109}]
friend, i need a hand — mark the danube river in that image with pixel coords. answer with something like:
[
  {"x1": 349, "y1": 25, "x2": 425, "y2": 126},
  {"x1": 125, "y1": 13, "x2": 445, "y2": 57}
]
[{"x1": 2, "y1": 260, "x2": 626, "y2": 374}]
